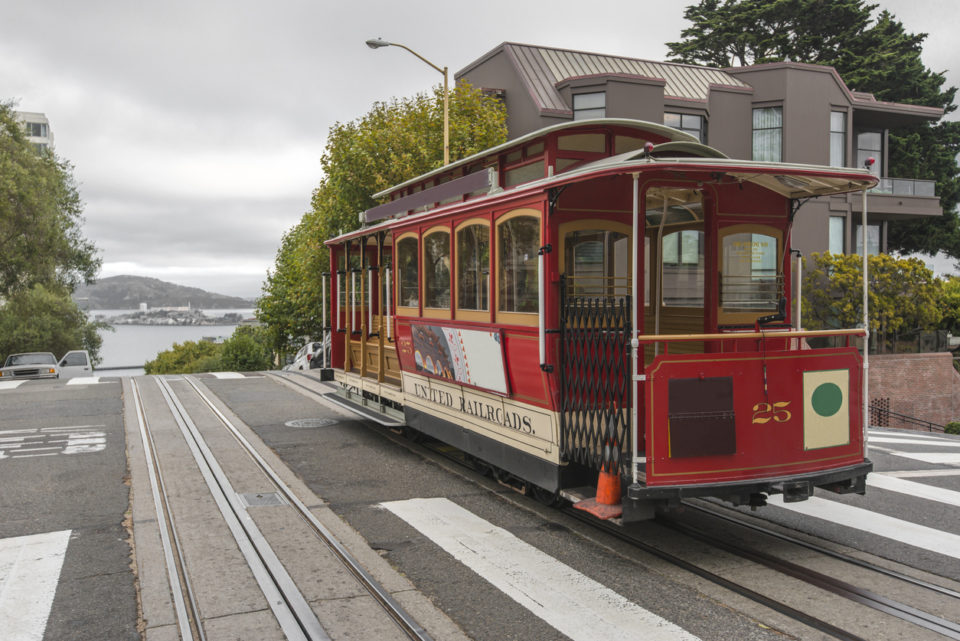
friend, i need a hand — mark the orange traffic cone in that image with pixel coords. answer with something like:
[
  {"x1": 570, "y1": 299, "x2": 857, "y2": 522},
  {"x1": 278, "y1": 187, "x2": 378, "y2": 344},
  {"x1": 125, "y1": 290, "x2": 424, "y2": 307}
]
[{"x1": 574, "y1": 420, "x2": 623, "y2": 520}]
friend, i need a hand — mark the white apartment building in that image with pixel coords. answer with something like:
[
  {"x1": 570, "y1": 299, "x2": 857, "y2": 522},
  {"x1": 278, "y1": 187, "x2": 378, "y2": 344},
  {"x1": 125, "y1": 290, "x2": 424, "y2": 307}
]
[{"x1": 15, "y1": 111, "x2": 53, "y2": 153}]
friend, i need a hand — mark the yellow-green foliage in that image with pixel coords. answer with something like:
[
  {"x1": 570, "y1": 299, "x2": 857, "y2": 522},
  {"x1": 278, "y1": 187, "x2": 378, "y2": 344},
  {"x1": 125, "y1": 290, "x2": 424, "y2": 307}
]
[
  {"x1": 940, "y1": 276, "x2": 960, "y2": 333},
  {"x1": 144, "y1": 326, "x2": 274, "y2": 374},
  {"x1": 802, "y1": 252, "x2": 942, "y2": 334},
  {"x1": 257, "y1": 83, "x2": 507, "y2": 352},
  {"x1": 144, "y1": 339, "x2": 223, "y2": 375}
]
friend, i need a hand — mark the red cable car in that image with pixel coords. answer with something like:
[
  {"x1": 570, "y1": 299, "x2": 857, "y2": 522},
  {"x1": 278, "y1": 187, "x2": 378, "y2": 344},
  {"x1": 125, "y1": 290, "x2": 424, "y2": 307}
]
[{"x1": 323, "y1": 119, "x2": 874, "y2": 522}]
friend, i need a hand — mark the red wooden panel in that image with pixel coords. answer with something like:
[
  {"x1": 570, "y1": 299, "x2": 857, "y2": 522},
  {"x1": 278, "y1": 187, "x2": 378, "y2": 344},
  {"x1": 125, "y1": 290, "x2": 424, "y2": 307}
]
[{"x1": 644, "y1": 347, "x2": 864, "y2": 486}]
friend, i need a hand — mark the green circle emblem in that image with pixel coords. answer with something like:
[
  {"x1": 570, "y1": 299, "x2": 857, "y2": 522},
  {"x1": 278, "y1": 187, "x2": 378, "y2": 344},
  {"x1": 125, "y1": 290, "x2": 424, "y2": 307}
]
[{"x1": 812, "y1": 382, "x2": 843, "y2": 417}]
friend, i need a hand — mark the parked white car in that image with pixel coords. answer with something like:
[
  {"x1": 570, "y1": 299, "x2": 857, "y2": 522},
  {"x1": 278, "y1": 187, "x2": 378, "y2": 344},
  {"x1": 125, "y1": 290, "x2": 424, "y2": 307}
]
[
  {"x1": 291, "y1": 341, "x2": 322, "y2": 370},
  {"x1": 59, "y1": 350, "x2": 94, "y2": 379},
  {"x1": 0, "y1": 352, "x2": 60, "y2": 380}
]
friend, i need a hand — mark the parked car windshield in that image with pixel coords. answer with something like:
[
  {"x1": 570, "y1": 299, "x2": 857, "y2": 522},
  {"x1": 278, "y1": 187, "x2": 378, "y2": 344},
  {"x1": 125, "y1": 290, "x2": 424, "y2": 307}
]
[{"x1": 5, "y1": 353, "x2": 57, "y2": 366}]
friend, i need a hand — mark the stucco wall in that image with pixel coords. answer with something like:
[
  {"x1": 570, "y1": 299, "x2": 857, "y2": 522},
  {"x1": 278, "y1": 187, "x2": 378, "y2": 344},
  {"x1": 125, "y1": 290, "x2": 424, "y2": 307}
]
[{"x1": 869, "y1": 352, "x2": 960, "y2": 429}]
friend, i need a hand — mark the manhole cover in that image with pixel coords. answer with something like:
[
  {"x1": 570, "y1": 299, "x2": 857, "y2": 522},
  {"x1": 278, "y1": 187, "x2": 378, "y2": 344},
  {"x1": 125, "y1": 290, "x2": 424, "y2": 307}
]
[{"x1": 284, "y1": 418, "x2": 337, "y2": 428}]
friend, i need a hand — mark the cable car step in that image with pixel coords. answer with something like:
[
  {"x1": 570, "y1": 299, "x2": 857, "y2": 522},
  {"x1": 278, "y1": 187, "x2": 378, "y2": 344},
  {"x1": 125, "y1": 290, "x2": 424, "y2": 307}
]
[{"x1": 325, "y1": 390, "x2": 405, "y2": 428}]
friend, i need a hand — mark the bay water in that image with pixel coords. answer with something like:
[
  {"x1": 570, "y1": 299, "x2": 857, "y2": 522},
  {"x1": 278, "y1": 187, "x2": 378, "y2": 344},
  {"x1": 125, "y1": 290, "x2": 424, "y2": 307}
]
[{"x1": 92, "y1": 309, "x2": 255, "y2": 376}]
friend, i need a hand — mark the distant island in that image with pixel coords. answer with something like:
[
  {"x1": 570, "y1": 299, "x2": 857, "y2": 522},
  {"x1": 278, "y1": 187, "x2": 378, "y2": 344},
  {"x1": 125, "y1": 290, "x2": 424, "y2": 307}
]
[
  {"x1": 73, "y1": 275, "x2": 254, "y2": 310},
  {"x1": 103, "y1": 309, "x2": 246, "y2": 326}
]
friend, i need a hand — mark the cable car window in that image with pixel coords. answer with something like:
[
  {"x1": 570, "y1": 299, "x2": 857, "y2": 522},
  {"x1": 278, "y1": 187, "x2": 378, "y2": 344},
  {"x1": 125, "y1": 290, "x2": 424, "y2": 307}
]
[
  {"x1": 563, "y1": 230, "x2": 629, "y2": 297},
  {"x1": 423, "y1": 230, "x2": 450, "y2": 309},
  {"x1": 457, "y1": 224, "x2": 489, "y2": 311},
  {"x1": 498, "y1": 215, "x2": 539, "y2": 314},
  {"x1": 396, "y1": 236, "x2": 419, "y2": 308},
  {"x1": 504, "y1": 160, "x2": 545, "y2": 188},
  {"x1": 558, "y1": 133, "x2": 605, "y2": 153},
  {"x1": 615, "y1": 136, "x2": 648, "y2": 154},
  {"x1": 720, "y1": 228, "x2": 782, "y2": 314},
  {"x1": 661, "y1": 230, "x2": 704, "y2": 307}
]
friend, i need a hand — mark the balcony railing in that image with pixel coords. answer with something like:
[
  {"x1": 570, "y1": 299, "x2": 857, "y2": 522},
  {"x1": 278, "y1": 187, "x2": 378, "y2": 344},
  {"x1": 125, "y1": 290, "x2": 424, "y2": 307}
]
[{"x1": 870, "y1": 177, "x2": 937, "y2": 197}]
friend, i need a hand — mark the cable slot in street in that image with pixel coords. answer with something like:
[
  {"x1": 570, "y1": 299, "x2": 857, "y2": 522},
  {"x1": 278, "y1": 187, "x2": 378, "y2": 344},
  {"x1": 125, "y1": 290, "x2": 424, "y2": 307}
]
[{"x1": 154, "y1": 376, "x2": 330, "y2": 641}]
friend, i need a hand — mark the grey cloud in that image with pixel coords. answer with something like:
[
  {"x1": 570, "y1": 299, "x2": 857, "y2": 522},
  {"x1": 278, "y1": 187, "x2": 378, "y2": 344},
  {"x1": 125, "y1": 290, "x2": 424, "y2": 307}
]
[{"x1": 2, "y1": 1, "x2": 954, "y2": 301}]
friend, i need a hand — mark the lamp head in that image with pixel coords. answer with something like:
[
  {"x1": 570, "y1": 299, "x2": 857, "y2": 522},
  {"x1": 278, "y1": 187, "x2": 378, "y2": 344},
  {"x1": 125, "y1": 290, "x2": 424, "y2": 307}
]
[{"x1": 366, "y1": 38, "x2": 390, "y2": 49}]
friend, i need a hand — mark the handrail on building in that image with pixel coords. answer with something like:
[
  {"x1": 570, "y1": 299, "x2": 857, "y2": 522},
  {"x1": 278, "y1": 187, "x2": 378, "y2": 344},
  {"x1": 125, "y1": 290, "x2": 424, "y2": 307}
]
[{"x1": 869, "y1": 399, "x2": 946, "y2": 433}]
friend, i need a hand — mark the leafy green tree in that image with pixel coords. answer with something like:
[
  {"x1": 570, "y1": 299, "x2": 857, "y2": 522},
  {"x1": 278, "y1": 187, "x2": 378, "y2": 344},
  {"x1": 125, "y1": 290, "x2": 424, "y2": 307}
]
[
  {"x1": 0, "y1": 102, "x2": 100, "y2": 296},
  {"x1": 0, "y1": 284, "x2": 107, "y2": 364},
  {"x1": 939, "y1": 276, "x2": 960, "y2": 334},
  {"x1": 258, "y1": 82, "x2": 507, "y2": 351},
  {"x1": 803, "y1": 252, "x2": 942, "y2": 351},
  {"x1": 668, "y1": 1, "x2": 960, "y2": 257},
  {"x1": 0, "y1": 101, "x2": 104, "y2": 361},
  {"x1": 143, "y1": 339, "x2": 223, "y2": 374},
  {"x1": 220, "y1": 325, "x2": 273, "y2": 371}
]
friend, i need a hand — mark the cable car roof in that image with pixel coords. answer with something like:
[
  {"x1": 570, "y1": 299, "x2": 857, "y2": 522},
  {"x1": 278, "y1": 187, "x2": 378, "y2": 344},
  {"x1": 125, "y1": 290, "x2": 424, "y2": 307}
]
[
  {"x1": 371, "y1": 118, "x2": 699, "y2": 200},
  {"x1": 328, "y1": 122, "x2": 878, "y2": 245}
]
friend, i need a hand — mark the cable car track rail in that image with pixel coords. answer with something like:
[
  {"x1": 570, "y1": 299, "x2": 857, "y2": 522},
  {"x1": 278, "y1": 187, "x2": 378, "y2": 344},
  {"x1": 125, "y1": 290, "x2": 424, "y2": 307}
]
[
  {"x1": 276, "y1": 371, "x2": 960, "y2": 641},
  {"x1": 154, "y1": 375, "x2": 330, "y2": 641},
  {"x1": 654, "y1": 511, "x2": 960, "y2": 640},
  {"x1": 176, "y1": 374, "x2": 434, "y2": 641},
  {"x1": 130, "y1": 378, "x2": 206, "y2": 641},
  {"x1": 684, "y1": 500, "x2": 960, "y2": 600}
]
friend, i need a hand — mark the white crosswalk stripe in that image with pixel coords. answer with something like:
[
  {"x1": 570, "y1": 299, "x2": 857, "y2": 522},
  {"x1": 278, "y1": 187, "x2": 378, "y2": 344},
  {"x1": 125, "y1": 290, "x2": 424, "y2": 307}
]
[
  {"x1": 768, "y1": 429, "x2": 960, "y2": 560},
  {"x1": 382, "y1": 497, "x2": 700, "y2": 641},
  {"x1": 768, "y1": 495, "x2": 960, "y2": 560},
  {"x1": 868, "y1": 473, "x2": 960, "y2": 507},
  {"x1": 0, "y1": 530, "x2": 71, "y2": 641}
]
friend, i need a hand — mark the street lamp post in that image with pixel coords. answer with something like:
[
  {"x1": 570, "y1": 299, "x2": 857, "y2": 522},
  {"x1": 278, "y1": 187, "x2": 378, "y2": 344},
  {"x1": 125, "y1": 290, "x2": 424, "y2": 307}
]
[{"x1": 366, "y1": 37, "x2": 449, "y2": 166}]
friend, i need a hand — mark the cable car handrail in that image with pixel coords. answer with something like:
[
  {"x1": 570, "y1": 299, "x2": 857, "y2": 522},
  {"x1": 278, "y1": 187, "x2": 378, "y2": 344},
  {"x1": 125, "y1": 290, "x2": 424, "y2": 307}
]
[{"x1": 636, "y1": 328, "x2": 865, "y2": 343}]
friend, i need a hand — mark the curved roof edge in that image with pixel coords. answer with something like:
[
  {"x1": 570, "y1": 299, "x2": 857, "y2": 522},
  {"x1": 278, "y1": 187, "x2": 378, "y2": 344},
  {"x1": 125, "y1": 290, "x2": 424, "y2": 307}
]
[
  {"x1": 372, "y1": 118, "x2": 699, "y2": 199},
  {"x1": 652, "y1": 141, "x2": 728, "y2": 159}
]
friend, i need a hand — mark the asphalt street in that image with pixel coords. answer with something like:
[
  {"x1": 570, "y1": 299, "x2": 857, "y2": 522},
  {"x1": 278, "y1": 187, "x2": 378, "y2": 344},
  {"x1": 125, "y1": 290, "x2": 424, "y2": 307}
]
[
  {"x1": 0, "y1": 377, "x2": 137, "y2": 641},
  {"x1": 3, "y1": 372, "x2": 960, "y2": 641}
]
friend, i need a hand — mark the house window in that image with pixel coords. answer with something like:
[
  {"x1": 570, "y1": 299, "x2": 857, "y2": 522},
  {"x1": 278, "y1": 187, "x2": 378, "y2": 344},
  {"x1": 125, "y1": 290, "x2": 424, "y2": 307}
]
[
  {"x1": 664, "y1": 112, "x2": 707, "y2": 144},
  {"x1": 752, "y1": 107, "x2": 782, "y2": 162},
  {"x1": 857, "y1": 130, "x2": 883, "y2": 177},
  {"x1": 854, "y1": 223, "x2": 881, "y2": 256},
  {"x1": 24, "y1": 122, "x2": 47, "y2": 137},
  {"x1": 830, "y1": 112, "x2": 846, "y2": 167},
  {"x1": 573, "y1": 92, "x2": 605, "y2": 120},
  {"x1": 829, "y1": 216, "x2": 845, "y2": 254},
  {"x1": 457, "y1": 223, "x2": 489, "y2": 311}
]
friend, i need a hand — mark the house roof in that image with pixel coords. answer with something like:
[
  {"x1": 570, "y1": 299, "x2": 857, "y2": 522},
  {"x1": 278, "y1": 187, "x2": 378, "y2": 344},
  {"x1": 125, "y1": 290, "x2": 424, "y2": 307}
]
[
  {"x1": 458, "y1": 43, "x2": 751, "y2": 116},
  {"x1": 459, "y1": 44, "x2": 944, "y2": 125},
  {"x1": 726, "y1": 61, "x2": 944, "y2": 123}
]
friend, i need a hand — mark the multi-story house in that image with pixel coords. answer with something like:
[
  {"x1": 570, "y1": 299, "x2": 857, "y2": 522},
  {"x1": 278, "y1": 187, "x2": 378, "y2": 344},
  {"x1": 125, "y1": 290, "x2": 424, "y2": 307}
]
[
  {"x1": 15, "y1": 111, "x2": 54, "y2": 154},
  {"x1": 456, "y1": 43, "x2": 944, "y2": 259}
]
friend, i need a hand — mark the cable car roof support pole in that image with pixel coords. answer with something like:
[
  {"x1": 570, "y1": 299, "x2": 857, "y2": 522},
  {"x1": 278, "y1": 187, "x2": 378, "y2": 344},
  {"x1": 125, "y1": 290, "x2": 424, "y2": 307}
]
[
  {"x1": 631, "y1": 173, "x2": 641, "y2": 487},
  {"x1": 861, "y1": 185, "x2": 870, "y2": 456}
]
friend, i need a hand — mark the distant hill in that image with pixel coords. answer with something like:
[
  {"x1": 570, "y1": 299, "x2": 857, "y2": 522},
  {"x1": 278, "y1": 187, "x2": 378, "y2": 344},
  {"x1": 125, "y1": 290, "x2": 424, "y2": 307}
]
[{"x1": 73, "y1": 275, "x2": 254, "y2": 310}]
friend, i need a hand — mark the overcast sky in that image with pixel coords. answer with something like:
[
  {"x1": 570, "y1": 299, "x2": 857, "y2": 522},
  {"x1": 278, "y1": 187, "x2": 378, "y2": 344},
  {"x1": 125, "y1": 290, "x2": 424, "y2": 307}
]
[{"x1": 2, "y1": 1, "x2": 957, "y2": 299}]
